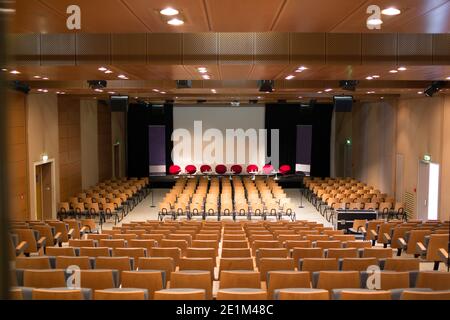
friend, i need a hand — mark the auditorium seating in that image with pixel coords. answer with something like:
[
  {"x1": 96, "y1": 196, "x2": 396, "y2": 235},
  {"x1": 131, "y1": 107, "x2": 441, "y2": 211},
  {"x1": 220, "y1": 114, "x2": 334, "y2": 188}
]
[{"x1": 9, "y1": 218, "x2": 450, "y2": 300}]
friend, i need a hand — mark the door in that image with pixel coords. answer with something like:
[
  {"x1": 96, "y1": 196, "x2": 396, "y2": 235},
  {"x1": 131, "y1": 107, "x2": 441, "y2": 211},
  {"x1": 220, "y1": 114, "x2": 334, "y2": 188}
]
[
  {"x1": 417, "y1": 161, "x2": 440, "y2": 221},
  {"x1": 35, "y1": 162, "x2": 53, "y2": 220}
]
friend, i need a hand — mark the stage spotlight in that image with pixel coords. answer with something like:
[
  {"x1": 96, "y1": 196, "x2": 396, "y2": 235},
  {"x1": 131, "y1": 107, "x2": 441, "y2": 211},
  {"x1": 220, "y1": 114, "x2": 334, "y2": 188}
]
[
  {"x1": 258, "y1": 80, "x2": 274, "y2": 93},
  {"x1": 424, "y1": 81, "x2": 447, "y2": 97},
  {"x1": 339, "y1": 80, "x2": 359, "y2": 91}
]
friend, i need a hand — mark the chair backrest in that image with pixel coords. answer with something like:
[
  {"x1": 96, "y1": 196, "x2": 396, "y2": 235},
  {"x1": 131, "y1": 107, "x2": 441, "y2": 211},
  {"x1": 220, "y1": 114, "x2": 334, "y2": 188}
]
[
  {"x1": 79, "y1": 247, "x2": 110, "y2": 257},
  {"x1": 316, "y1": 271, "x2": 360, "y2": 293},
  {"x1": 259, "y1": 258, "x2": 295, "y2": 281},
  {"x1": 56, "y1": 256, "x2": 92, "y2": 270},
  {"x1": 406, "y1": 230, "x2": 432, "y2": 254},
  {"x1": 24, "y1": 270, "x2": 66, "y2": 288},
  {"x1": 401, "y1": 290, "x2": 450, "y2": 300},
  {"x1": 178, "y1": 258, "x2": 214, "y2": 280},
  {"x1": 171, "y1": 271, "x2": 212, "y2": 300},
  {"x1": 149, "y1": 247, "x2": 181, "y2": 267},
  {"x1": 137, "y1": 257, "x2": 174, "y2": 282},
  {"x1": 219, "y1": 271, "x2": 261, "y2": 289},
  {"x1": 94, "y1": 289, "x2": 146, "y2": 300},
  {"x1": 32, "y1": 289, "x2": 86, "y2": 300},
  {"x1": 266, "y1": 271, "x2": 311, "y2": 299},
  {"x1": 301, "y1": 258, "x2": 339, "y2": 272},
  {"x1": 362, "y1": 248, "x2": 393, "y2": 259},
  {"x1": 425, "y1": 234, "x2": 449, "y2": 261},
  {"x1": 327, "y1": 248, "x2": 358, "y2": 259},
  {"x1": 292, "y1": 248, "x2": 324, "y2": 262},
  {"x1": 221, "y1": 248, "x2": 252, "y2": 258},
  {"x1": 99, "y1": 239, "x2": 126, "y2": 249},
  {"x1": 16, "y1": 257, "x2": 51, "y2": 269},
  {"x1": 219, "y1": 258, "x2": 254, "y2": 273},
  {"x1": 415, "y1": 271, "x2": 450, "y2": 291},
  {"x1": 340, "y1": 290, "x2": 391, "y2": 300},
  {"x1": 341, "y1": 258, "x2": 378, "y2": 271},
  {"x1": 46, "y1": 246, "x2": 76, "y2": 257},
  {"x1": 383, "y1": 258, "x2": 420, "y2": 271},
  {"x1": 69, "y1": 239, "x2": 96, "y2": 248},
  {"x1": 80, "y1": 270, "x2": 116, "y2": 292},
  {"x1": 121, "y1": 271, "x2": 164, "y2": 300},
  {"x1": 154, "y1": 289, "x2": 205, "y2": 300},
  {"x1": 315, "y1": 241, "x2": 341, "y2": 249}
]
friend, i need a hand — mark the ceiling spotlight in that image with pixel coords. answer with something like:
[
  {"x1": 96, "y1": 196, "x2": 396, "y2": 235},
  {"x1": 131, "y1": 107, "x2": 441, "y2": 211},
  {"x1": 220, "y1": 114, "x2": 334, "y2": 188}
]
[
  {"x1": 33, "y1": 75, "x2": 41, "y2": 79},
  {"x1": 389, "y1": 70, "x2": 398, "y2": 73},
  {"x1": 152, "y1": 89, "x2": 160, "y2": 92},
  {"x1": 297, "y1": 66, "x2": 308, "y2": 71},
  {"x1": 417, "y1": 91, "x2": 423, "y2": 94},
  {"x1": 104, "y1": 70, "x2": 113, "y2": 74},
  {"x1": 382, "y1": 7, "x2": 401, "y2": 16},
  {"x1": 94, "y1": 89, "x2": 103, "y2": 92},
  {"x1": 160, "y1": 7, "x2": 179, "y2": 16},
  {"x1": 285, "y1": 75, "x2": 295, "y2": 80},
  {"x1": 197, "y1": 67, "x2": 207, "y2": 73},
  {"x1": 108, "y1": 91, "x2": 116, "y2": 94},
  {"x1": 211, "y1": 89, "x2": 217, "y2": 93},
  {"x1": 367, "y1": 91, "x2": 375, "y2": 94},
  {"x1": 446, "y1": 76, "x2": 450, "y2": 80},
  {"x1": 367, "y1": 18, "x2": 383, "y2": 26},
  {"x1": 1, "y1": 68, "x2": 7, "y2": 72},
  {"x1": 98, "y1": 67, "x2": 107, "y2": 71},
  {"x1": 42, "y1": 77, "x2": 49, "y2": 80},
  {"x1": 397, "y1": 66, "x2": 407, "y2": 71},
  {"x1": 424, "y1": 81, "x2": 447, "y2": 97},
  {"x1": 324, "y1": 88, "x2": 333, "y2": 92},
  {"x1": 372, "y1": 75, "x2": 380, "y2": 78},
  {"x1": 10, "y1": 70, "x2": 20, "y2": 74},
  {"x1": 298, "y1": 96, "x2": 303, "y2": 99},
  {"x1": 366, "y1": 76, "x2": 373, "y2": 80},
  {"x1": 317, "y1": 91, "x2": 323, "y2": 94},
  {"x1": 160, "y1": 91, "x2": 166, "y2": 94},
  {"x1": 118, "y1": 75, "x2": 128, "y2": 79},
  {"x1": 167, "y1": 18, "x2": 184, "y2": 26},
  {"x1": 202, "y1": 75, "x2": 210, "y2": 80},
  {"x1": 42, "y1": 89, "x2": 48, "y2": 93},
  {"x1": 339, "y1": 80, "x2": 359, "y2": 91}
]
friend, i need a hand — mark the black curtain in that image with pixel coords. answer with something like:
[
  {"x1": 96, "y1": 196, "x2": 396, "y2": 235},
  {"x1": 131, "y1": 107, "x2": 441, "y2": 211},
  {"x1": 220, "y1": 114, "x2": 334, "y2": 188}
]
[
  {"x1": 127, "y1": 103, "x2": 173, "y2": 177},
  {"x1": 265, "y1": 103, "x2": 333, "y2": 177}
]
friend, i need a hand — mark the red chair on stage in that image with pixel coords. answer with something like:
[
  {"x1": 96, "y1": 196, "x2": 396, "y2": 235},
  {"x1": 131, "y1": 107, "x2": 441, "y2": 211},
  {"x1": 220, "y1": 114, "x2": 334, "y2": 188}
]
[
  {"x1": 169, "y1": 165, "x2": 181, "y2": 175},
  {"x1": 231, "y1": 165, "x2": 243, "y2": 174},
  {"x1": 215, "y1": 164, "x2": 227, "y2": 174},
  {"x1": 185, "y1": 165, "x2": 197, "y2": 174},
  {"x1": 279, "y1": 164, "x2": 291, "y2": 175},
  {"x1": 263, "y1": 164, "x2": 274, "y2": 175},
  {"x1": 246, "y1": 164, "x2": 259, "y2": 174},
  {"x1": 200, "y1": 165, "x2": 212, "y2": 173}
]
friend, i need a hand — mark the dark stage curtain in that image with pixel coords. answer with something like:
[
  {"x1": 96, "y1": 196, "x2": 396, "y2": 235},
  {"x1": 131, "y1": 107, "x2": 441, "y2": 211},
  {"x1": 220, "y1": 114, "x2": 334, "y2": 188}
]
[
  {"x1": 127, "y1": 103, "x2": 173, "y2": 177},
  {"x1": 265, "y1": 103, "x2": 333, "y2": 177}
]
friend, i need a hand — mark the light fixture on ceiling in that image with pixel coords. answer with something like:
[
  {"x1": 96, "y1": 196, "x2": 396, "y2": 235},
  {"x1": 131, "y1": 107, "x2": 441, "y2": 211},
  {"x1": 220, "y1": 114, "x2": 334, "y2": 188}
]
[
  {"x1": 417, "y1": 91, "x2": 423, "y2": 94},
  {"x1": 167, "y1": 18, "x2": 184, "y2": 26},
  {"x1": 202, "y1": 75, "x2": 210, "y2": 80},
  {"x1": 297, "y1": 66, "x2": 308, "y2": 71},
  {"x1": 152, "y1": 89, "x2": 160, "y2": 92},
  {"x1": 33, "y1": 75, "x2": 41, "y2": 79},
  {"x1": 160, "y1": 7, "x2": 179, "y2": 16},
  {"x1": 446, "y1": 76, "x2": 450, "y2": 80},
  {"x1": 98, "y1": 67, "x2": 107, "y2": 71},
  {"x1": 382, "y1": 7, "x2": 401, "y2": 16},
  {"x1": 42, "y1": 77, "x2": 49, "y2": 80},
  {"x1": 317, "y1": 91, "x2": 323, "y2": 94},
  {"x1": 424, "y1": 81, "x2": 447, "y2": 97},
  {"x1": 94, "y1": 89, "x2": 103, "y2": 93},
  {"x1": 198, "y1": 67, "x2": 207, "y2": 73},
  {"x1": 366, "y1": 76, "x2": 373, "y2": 80},
  {"x1": 367, "y1": 18, "x2": 383, "y2": 26},
  {"x1": 211, "y1": 89, "x2": 217, "y2": 93},
  {"x1": 118, "y1": 74, "x2": 128, "y2": 79},
  {"x1": 372, "y1": 75, "x2": 380, "y2": 78},
  {"x1": 108, "y1": 91, "x2": 116, "y2": 94},
  {"x1": 257, "y1": 96, "x2": 262, "y2": 99},
  {"x1": 10, "y1": 70, "x2": 20, "y2": 74},
  {"x1": 160, "y1": 91, "x2": 166, "y2": 94},
  {"x1": 285, "y1": 75, "x2": 295, "y2": 80},
  {"x1": 367, "y1": 91, "x2": 375, "y2": 94},
  {"x1": 397, "y1": 66, "x2": 407, "y2": 71},
  {"x1": 104, "y1": 70, "x2": 113, "y2": 74},
  {"x1": 389, "y1": 69, "x2": 398, "y2": 73},
  {"x1": 1, "y1": 68, "x2": 7, "y2": 72},
  {"x1": 324, "y1": 88, "x2": 333, "y2": 92}
]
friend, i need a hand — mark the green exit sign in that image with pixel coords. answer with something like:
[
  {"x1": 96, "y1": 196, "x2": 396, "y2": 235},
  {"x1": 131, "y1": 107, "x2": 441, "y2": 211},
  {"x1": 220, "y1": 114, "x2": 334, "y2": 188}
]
[{"x1": 424, "y1": 154, "x2": 431, "y2": 162}]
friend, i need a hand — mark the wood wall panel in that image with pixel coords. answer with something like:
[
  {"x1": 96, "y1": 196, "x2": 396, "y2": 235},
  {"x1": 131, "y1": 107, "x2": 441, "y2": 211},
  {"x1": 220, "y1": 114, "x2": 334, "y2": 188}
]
[
  {"x1": 58, "y1": 96, "x2": 81, "y2": 201},
  {"x1": 6, "y1": 90, "x2": 29, "y2": 220},
  {"x1": 97, "y1": 101, "x2": 112, "y2": 182}
]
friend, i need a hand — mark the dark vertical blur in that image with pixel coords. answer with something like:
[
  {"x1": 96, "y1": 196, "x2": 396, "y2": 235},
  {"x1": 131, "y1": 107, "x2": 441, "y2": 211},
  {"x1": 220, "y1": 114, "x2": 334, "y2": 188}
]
[{"x1": 0, "y1": 0, "x2": 10, "y2": 300}]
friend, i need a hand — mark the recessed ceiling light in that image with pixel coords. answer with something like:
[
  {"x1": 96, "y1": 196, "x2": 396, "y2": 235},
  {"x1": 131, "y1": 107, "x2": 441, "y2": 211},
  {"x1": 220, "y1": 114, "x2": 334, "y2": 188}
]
[
  {"x1": 367, "y1": 18, "x2": 383, "y2": 26},
  {"x1": 160, "y1": 7, "x2": 179, "y2": 16},
  {"x1": 211, "y1": 89, "x2": 217, "y2": 93},
  {"x1": 198, "y1": 67, "x2": 207, "y2": 73},
  {"x1": 317, "y1": 91, "x2": 323, "y2": 94},
  {"x1": 60, "y1": 92, "x2": 66, "y2": 95},
  {"x1": 104, "y1": 70, "x2": 113, "y2": 74},
  {"x1": 108, "y1": 91, "x2": 116, "y2": 94},
  {"x1": 389, "y1": 70, "x2": 398, "y2": 73},
  {"x1": 1, "y1": 68, "x2": 7, "y2": 72},
  {"x1": 298, "y1": 66, "x2": 308, "y2": 70},
  {"x1": 10, "y1": 70, "x2": 20, "y2": 74},
  {"x1": 285, "y1": 75, "x2": 295, "y2": 80},
  {"x1": 98, "y1": 67, "x2": 107, "y2": 72},
  {"x1": 398, "y1": 66, "x2": 407, "y2": 71},
  {"x1": 417, "y1": 91, "x2": 423, "y2": 94},
  {"x1": 33, "y1": 75, "x2": 41, "y2": 79},
  {"x1": 37, "y1": 89, "x2": 43, "y2": 92},
  {"x1": 167, "y1": 18, "x2": 184, "y2": 26},
  {"x1": 367, "y1": 91, "x2": 375, "y2": 94},
  {"x1": 257, "y1": 96, "x2": 262, "y2": 99},
  {"x1": 446, "y1": 76, "x2": 450, "y2": 80},
  {"x1": 42, "y1": 89, "x2": 48, "y2": 93},
  {"x1": 202, "y1": 75, "x2": 210, "y2": 80},
  {"x1": 372, "y1": 75, "x2": 380, "y2": 78},
  {"x1": 42, "y1": 77, "x2": 49, "y2": 80},
  {"x1": 118, "y1": 75, "x2": 128, "y2": 79},
  {"x1": 380, "y1": 97, "x2": 384, "y2": 99},
  {"x1": 324, "y1": 88, "x2": 333, "y2": 92},
  {"x1": 153, "y1": 89, "x2": 160, "y2": 92},
  {"x1": 298, "y1": 96, "x2": 303, "y2": 99},
  {"x1": 366, "y1": 76, "x2": 373, "y2": 80},
  {"x1": 382, "y1": 7, "x2": 401, "y2": 16},
  {"x1": 160, "y1": 91, "x2": 166, "y2": 94},
  {"x1": 94, "y1": 89, "x2": 103, "y2": 92}
]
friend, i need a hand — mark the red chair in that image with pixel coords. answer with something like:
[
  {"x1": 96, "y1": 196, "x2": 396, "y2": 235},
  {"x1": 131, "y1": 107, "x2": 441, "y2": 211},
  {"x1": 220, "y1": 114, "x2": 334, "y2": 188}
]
[
  {"x1": 247, "y1": 164, "x2": 259, "y2": 173},
  {"x1": 215, "y1": 164, "x2": 227, "y2": 174},
  {"x1": 200, "y1": 165, "x2": 212, "y2": 173},
  {"x1": 279, "y1": 165, "x2": 291, "y2": 175},
  {"x1": 231, "y1": 165, "x2": 243, "y2": 174},
  {"x1": 169, "y1": 165, "x2": 181, "y2": 175},
  {"x1": 263, "y1": 164, "x2": 274, "y2": 175},
  {"x1": 185, "y1": 165, "x2": 197, "y2": 174}
]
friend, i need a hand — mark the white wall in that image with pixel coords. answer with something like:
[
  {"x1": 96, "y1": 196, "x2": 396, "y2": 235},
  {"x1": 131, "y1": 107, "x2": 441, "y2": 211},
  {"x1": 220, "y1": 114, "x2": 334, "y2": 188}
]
[
  {"x1": 80, "y1": 100, "x2": 99, "y2": 189},
  {"x1": 173, "y1": 106, "x2": 266, "y2": 169},
  {"x1": 27, "y1": 93, "x2": 60, "y2": 219}
]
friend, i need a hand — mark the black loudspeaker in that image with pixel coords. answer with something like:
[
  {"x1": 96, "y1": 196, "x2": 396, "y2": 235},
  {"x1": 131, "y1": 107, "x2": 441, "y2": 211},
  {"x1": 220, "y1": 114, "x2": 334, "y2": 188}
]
[
  {"x1": 10, "y1": 81, "x2": 30, "y2": 94},
  {"x1": 110, "y1": 95, "x2": 129, "y2": 112},
  {"x1": 334, "y1": 95, "x2": 353, "y2": 112}
]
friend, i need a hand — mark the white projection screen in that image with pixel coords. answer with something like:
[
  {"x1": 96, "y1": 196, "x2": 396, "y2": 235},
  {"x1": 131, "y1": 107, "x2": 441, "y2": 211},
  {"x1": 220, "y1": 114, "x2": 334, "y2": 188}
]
[{"x1": 172, "y1": 106, "x2": 266, "y2": 169}]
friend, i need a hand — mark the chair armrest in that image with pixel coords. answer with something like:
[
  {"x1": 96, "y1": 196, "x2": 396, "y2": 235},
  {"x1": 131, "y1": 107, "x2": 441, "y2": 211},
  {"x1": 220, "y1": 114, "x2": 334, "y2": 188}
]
[
  {"x1": 438, "y1": 248, "x2": 448, "y2": 264},
  {"x1": 370, "y1": 229, "x2": 378, "y2": 240},
  {"x1": 358, "y1": 227, "x2": 366, "y2": 233},
  {"x1": 68, "y1": 228, "x2": 74, "y2": 239},
  {"x1": 54, "y1": 232, "x2": 63, "y2": 244},
  {"x1": 16, "y1": 241, "x2": 28, "y2": 256},
  {"x1": 397, "y1": 237, "x2": 407, "y2": 249},
  {"x1": 37, "y1": 237, "x2": 47, "y2": 248},
  {"x1": 382, "y1": 233, "x2": 391, "y2": 244},
  {"x1": 416, "y1": 242, "x2": 427, "y2": 256},
  {"x1": 80, "y1": 226, "x2": 89, "y2": 233}
]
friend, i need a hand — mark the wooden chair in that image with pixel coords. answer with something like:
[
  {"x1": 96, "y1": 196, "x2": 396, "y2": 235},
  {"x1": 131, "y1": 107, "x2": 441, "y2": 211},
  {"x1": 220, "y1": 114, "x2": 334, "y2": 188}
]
[
  {"x1": 170, "y1": 271, "x2": 212, "y2": 300},
  {"x1": 121, "y1": 271, "x2": 164, "y2": 299},
  {"x1": 217, "y1": 288, "x2": 267, "y2": 300},
  {"x1": 154, "y1": 289, "x2": 205, "y2": 300},
  {"x1": 219, "y1": 271, "x2": 261, "y2": 289}
]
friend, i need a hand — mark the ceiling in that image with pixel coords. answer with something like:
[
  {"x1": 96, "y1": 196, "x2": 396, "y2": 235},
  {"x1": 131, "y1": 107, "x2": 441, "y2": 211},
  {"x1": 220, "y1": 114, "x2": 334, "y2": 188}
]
[{"x1": 7, "y1": 0, "x2": 450, "y2": 33}]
